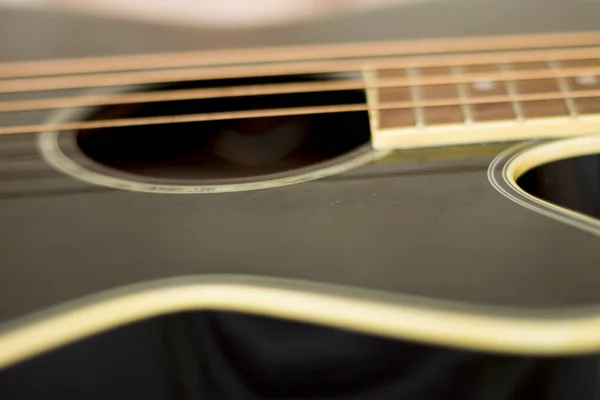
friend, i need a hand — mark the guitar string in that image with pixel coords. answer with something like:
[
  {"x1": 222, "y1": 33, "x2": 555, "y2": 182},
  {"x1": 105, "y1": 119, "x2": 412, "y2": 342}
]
[
  {"x1": 1, "y1": 65, "x2": 600, "y2": 113},
  {"x1": 3, "y1": 39, "x2": 600, "y2": 135},
  {"x1": 3, "y1": 46, "x2": 600, "y2": 94},
  {"x1": 3, "y1": 88, "x2": 600, "y2": 136},
  {"x1": 1, "y1": 31, "x2": 600, "y2": 78}
]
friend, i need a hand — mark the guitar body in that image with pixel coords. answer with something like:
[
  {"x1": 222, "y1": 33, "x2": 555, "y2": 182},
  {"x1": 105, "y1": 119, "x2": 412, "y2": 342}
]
[{"x1": 2, "y1": 1, "x2": 600, "y2": 399}]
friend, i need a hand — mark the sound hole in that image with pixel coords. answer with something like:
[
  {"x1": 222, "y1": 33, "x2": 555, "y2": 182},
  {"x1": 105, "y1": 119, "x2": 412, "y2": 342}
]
[
  {"x1": 517, "y1": 154, "x2": 600, "y2": 219},
  {"x1": 76, "y1": 75, "x2": 370, "y2": 181}
]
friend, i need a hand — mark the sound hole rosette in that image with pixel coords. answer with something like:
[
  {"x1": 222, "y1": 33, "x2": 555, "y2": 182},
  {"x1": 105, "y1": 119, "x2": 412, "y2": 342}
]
[
  {"x1": 488, "y1": 134, "x2": 600, "y2": 237},
  {"x1": 37, "y1": 85, "x2": 387, "y2": 194}
]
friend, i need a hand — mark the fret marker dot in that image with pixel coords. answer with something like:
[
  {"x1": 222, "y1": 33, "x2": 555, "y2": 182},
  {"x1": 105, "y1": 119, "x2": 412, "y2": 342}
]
[
  {"x1": 575, "y1": 74, "x2": 598, "y2": 86},
  {"x1": 473, "y1": 79, "x2": 495, "y2": 92}
]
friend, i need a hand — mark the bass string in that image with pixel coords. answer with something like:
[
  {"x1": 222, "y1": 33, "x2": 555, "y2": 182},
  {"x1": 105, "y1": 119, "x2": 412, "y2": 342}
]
[
  {"x1": 2, "y1": 31, "x2": 600, "y2": 78},
  {"x1": 3, "y1": 88, "x2": 600, "y2": 137},
  {"x1": 3, "y1": 46, "x2": 600, "y2": 95},
  {"x1": 2, "y1": 65, "x2": 600, "y2": 113}
]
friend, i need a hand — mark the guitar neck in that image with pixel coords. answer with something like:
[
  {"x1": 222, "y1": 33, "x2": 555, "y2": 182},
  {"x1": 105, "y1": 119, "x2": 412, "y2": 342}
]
[
  {"x1": 3, "y1": 31, "x2": 600, "y2": 149},
  {"x1": 367, "y1": 57, "x2": 600, "y2": 149}
]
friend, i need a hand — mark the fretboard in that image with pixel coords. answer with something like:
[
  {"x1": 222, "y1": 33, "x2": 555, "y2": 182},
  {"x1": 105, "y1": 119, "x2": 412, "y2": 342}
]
[
  {"x1": 4, "y1": 31, "x2": 600, "y2": 149},
  {"x1": 366, "y1": 58, "x2": 600, "y2": 149}
]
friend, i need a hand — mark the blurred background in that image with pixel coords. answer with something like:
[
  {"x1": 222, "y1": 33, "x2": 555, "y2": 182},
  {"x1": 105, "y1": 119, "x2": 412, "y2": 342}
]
[{"x1": 0, "y1": 0, "x2": 434, "y2": 27}]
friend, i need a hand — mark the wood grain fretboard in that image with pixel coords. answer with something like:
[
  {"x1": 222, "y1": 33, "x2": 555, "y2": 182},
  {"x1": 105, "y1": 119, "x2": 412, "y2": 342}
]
[{"x1": 367, "y1": 59, "x2": 600, "y2": 149}]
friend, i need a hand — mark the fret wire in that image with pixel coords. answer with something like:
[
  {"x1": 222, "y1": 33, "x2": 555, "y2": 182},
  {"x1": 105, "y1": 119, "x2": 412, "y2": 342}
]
[
  {"x1": 500, "y1": 63, "x2": 525, "y2": 122},
  {"x1": 547, "y1": 60, "x2": 579, "y2": 118},
  {"x1": 406, "y1": 68, "x2": 426, "y2": 128},
  {"x1": 451, "y1": 66, "x2": 474, "y2": 125}
]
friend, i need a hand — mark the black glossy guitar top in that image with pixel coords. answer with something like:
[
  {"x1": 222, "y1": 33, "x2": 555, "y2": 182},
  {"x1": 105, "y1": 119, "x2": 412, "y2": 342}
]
[{"x1": 2, "y1": 0, "x2": 600, "y2": 371}]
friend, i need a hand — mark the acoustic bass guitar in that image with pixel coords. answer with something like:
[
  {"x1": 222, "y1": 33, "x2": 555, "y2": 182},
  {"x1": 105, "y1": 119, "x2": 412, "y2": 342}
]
[{"x1": 2, "y1": 1, "x2": 600, "y2": 398}]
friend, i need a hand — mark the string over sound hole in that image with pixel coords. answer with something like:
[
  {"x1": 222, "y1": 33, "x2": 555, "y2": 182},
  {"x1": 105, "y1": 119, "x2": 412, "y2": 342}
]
[{"x1": 75, "y1": 74, "x2": 370, "y2": 182}]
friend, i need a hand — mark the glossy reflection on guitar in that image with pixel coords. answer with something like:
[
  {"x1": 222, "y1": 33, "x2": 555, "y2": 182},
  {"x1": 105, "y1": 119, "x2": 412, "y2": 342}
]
[{"x1": 2, "y1": 3, "x2": 600, "y2": 399}]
